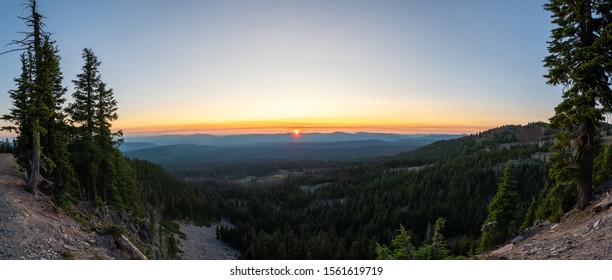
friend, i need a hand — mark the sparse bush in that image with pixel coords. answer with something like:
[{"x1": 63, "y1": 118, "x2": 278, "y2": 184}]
[
  {"x1": 161, "y1": 220, "x2": 186, "y2": 239},
  {"x1": 60, "y1": 251, "x2": 75, "y2": 260},
  {"x1": 100, "y1": 224, "x2": 124, "y2": 237},
  {"x1": 94, "y1": 196, "x2": 106, "y2": 207}
]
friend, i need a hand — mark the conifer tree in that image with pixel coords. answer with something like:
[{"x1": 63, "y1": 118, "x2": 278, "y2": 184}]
[
  {"x1": 545, "y1": 0, "x2": 612, "y2": 209},
  {"x1": 68, "y1": 48, "x2": 137, "y2": 208},
  {"x1": 68, "y1": 48, "x2": 107, "y2": 201},
  {"x1": 430, "y1": 218, "x2": 451, "y2": 259},
  {"x1": 2, "y1": 52, "x2": 35, "y2": 172},
  {"x1": 375, "y1": 225, "x2": 415, "y2": 260},
  {"x1": 479, "y1": 162, "x2": 518, "y2": 252},
  {"x1": 39, "y1": 35, "x2": 75, "y2": 196},
  {"x1": 593, "y1": 144, "x2": 612, "y2": 187},
  {"x1": 416, "y1": 218, "x2": 451, "y2": 259},
  {"x1": 520, "y1": 197, "x2": 537, "y2": 231},
  {"x1": 1, "y1": 0, "x2": 60, "y2": 193}
]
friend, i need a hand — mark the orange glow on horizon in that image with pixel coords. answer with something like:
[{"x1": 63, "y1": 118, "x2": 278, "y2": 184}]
[{"x1": 114, "y1": 120, "x2": 494, "y2": 136}]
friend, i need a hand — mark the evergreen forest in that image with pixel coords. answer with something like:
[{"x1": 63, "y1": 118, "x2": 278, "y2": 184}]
[{"x1": 0, "y1": 0, "x2": 610, "y2": 260}]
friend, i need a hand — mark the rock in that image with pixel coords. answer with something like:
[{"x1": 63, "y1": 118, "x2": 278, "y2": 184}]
[
  {"x1": 491, "y1": 243, "x2": 514, "y2": 254},
  {"x1": 511, "y1": 235, "x2": 524, "y2": 244},
  {"x1": 593, "y1": 220, "x2": 600, "y2": 230},
  {"x1": 137, "y1": 220, "x2": 152, "y2": 244},
  {"x1": 593, "y1": 195, "x2": 612, "y2": 213},
  {"x1": 62, "y1": 244, "x2": 76, "y2": 251},
  {"x1": 95, "y1": 235, "x2": 117, "y2": 251}
]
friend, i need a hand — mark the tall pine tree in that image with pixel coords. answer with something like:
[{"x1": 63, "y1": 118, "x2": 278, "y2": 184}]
[
  {"x1": 68, "y1": 49, "x2": 106, "y2": 201},
  {"x1": 1, "y1": 0, "x2": 60, "y2": 193},
  {"x1": 68, "y1": 48, "x2": 138, "y2": 209},
  {"x1": 2, "y1": 52, "x2": 35, "y2": 173},
  {"x1": 39, "y1": 36, "x2": 76, "y2": 197},
  {"x1": 545, "y1": 0, "x2": 612, "y2": 209},
  {"x1": 479, "y1": 161, "x2": 518, "y2": 252}
]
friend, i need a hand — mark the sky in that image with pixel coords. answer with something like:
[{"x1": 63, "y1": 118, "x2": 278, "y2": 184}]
[{"x1": 0, "y1": 0, "x2": 560, "y2": 137}]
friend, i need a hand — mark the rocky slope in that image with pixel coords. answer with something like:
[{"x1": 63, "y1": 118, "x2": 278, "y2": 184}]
[
  {"x1": 178, "y1": 222, "x2": 239, "y2": 260},
  {"x1": 0, "y1": 153, "x2": 150, "y2": 259},
  {"x1": 1, "y1": 153, "x2": 240, "y2": 260},
  {"x1": 481, "y1": 188, "x2": 612, "y2": 259}
]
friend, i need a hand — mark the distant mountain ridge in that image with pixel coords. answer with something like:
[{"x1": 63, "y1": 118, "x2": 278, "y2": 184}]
[
  {"x1": 123, "y1": 132, "x2": 463, "y2": 148},
  {"x1": 122, "y1": 132, "x2": 463, "y2": 167}
]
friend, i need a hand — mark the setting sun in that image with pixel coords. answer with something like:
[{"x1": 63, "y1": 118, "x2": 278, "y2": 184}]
[{"x1": 293, "y1": 129, "x2": 301, "y2": 137}]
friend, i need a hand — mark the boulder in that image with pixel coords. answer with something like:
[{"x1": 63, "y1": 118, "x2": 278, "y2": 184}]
[
  {"x1": 511, "y1": 235, "x2": 524, "y2": 244},
  {"x1": 137, "y1": 219, "x2": 152, "y2": 244},
  {"x1": 593, "y1": 195, "x2": 612, "y2": 213},
  {"x1": 95, "y1": 235, "x2": 117, "y2": 251}
]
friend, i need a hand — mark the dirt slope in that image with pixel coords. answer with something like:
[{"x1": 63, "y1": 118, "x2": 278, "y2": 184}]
[
  {"x1": 1, "y1": 153, "x2": 238, "y2": 260},
  {"x1": 178, "y1": 222, "x2": 239, "y2": 260},
  {"x1": 482, "y1": 189, "x2": 612, "y2": 260},
  {"x1": 0, "y1": 153, "x2": 115, "y2": 259}
]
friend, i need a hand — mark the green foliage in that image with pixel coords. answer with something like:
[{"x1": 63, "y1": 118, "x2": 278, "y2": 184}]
[
  {"x1": 128, "y1": 158, "x2": 220, "y2": 224},
  {"x1": 376, "y1": 218, "x2": 450, "y2": 260},
  {"x1": 544, "y1": 0, "x2": 612, "y2": 209},
  {"x1": 520, "y1": 197, "x2": 537, "y2": 231},
  {"x1": 71, "y1": 213, "x2": 88, "y2": 227},
  {"x1": 38, "y1": 35, "x2": 77, "y2": 198},
  {"x1": 0, "y1": 138, "x2": 13, "y2": 153},
  {"x1": 166, "y1": 235, "x2": 181, "y2": 260},
  {"x1": 59, "y1": 251, "x2": 75, "y2": 260},
  {"x1": 161, "y1": 220, "x2": 187, "y2": 240},
  {"x1": 375, "y1": 225, "x2": 416, "y2": 260},
  {"x1": 535, "y1": 181, "x2": 575, "y2": 222},
  {"x1": 100, "y1": 224, "x2": 124, "y2": 238},
  {"x1": 430, "y1": 218, "x2": 451, "y2": 259},
  {"x1": 216, "y1": 134, "x2": 549, "y2": 259},
  {"x1": 1, "y1": 1, "x2": 62, "y2": 193},
  {"x1": 594, "y1": 144, "x2": 612, "y2": 188},
  {"x1": 93, "y1": 196, "x2": 106, "y2": 207},
  {"x1": 2, "y1": 3, "x2": 142, "y2": 215},
  {"x1": 479, "y1": 162, "x2": 519, "y2": 252}
]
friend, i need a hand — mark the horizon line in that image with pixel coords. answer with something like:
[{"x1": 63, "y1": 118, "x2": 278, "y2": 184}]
[
  {"x1": 0, "y1": 121, "x2": 549, "y2": 139},
  {"x1": 123, "y1": 130, "x2": 471, "y2": 138},
  {"x1": 116, "y1": 122, "x2": 502, "y2": 137}
]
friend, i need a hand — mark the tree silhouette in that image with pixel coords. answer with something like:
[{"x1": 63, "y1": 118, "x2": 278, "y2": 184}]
[
  {"x1": 545, "y1": 0, "x2": 612, "y2": 209},
  {"x1": 479, "y1": 161, "x2": 518, "y2": 252},
  {"x1": 1, "y1": 0, "x2": 60, "y2": 193},
  {"x1": 68, "y1": 48, "x2": 122, "y2": 202}
]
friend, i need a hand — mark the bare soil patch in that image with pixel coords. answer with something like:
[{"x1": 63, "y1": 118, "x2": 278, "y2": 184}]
[
  {"x1": 178, "y1": 222, "x2": 239, "y2": 260},
  {"x1": 0, "y1": 153, "x2": 112, "y2": 259},
  {"x1": 481, "y1": 189, "x2": 612, "y2": 260}
]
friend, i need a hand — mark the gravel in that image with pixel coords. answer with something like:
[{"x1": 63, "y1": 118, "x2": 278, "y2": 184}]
[{"x1": 178, "y1": 222, "x2": 239, "y2": 260}]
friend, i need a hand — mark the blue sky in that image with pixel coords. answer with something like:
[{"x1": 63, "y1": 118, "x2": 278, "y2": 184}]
[{"x1": 0, "y1": 0, "x2": 559, "y2": 136}]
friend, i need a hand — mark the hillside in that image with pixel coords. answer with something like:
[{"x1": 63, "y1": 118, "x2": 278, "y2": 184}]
[
  {"x1": 0, "y1": 154, "x2": 148, "y2": 259},
  {"x1": 482, "y1": 187, "x2": 612, "y2": 259},
  {"x1": 124, "y1": 132, "x2": 460, "y2": 147},
  {"x1": 0, "y1": 154, "x2": 107, "y2": 259},
  {"x1": 0, "y1": 153, "x2": 239, "y2": 260},
  {"x1": 2, "y1": 122, "x2": 611, "y2": 260},
  {"x1": 124, "y1": 141, "x2": 422, "y2": 168},
  {"x1": 122, "y1": 135, "x2": 461, "y2": 171}
]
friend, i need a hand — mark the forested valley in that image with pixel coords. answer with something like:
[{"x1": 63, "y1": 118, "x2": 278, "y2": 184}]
[
  {"x1": 126, "y1": 122, "x2": 612, "y2": 259},
  {"x1": 1, "y1": 0, "x2": 610, "y2": 260}
]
